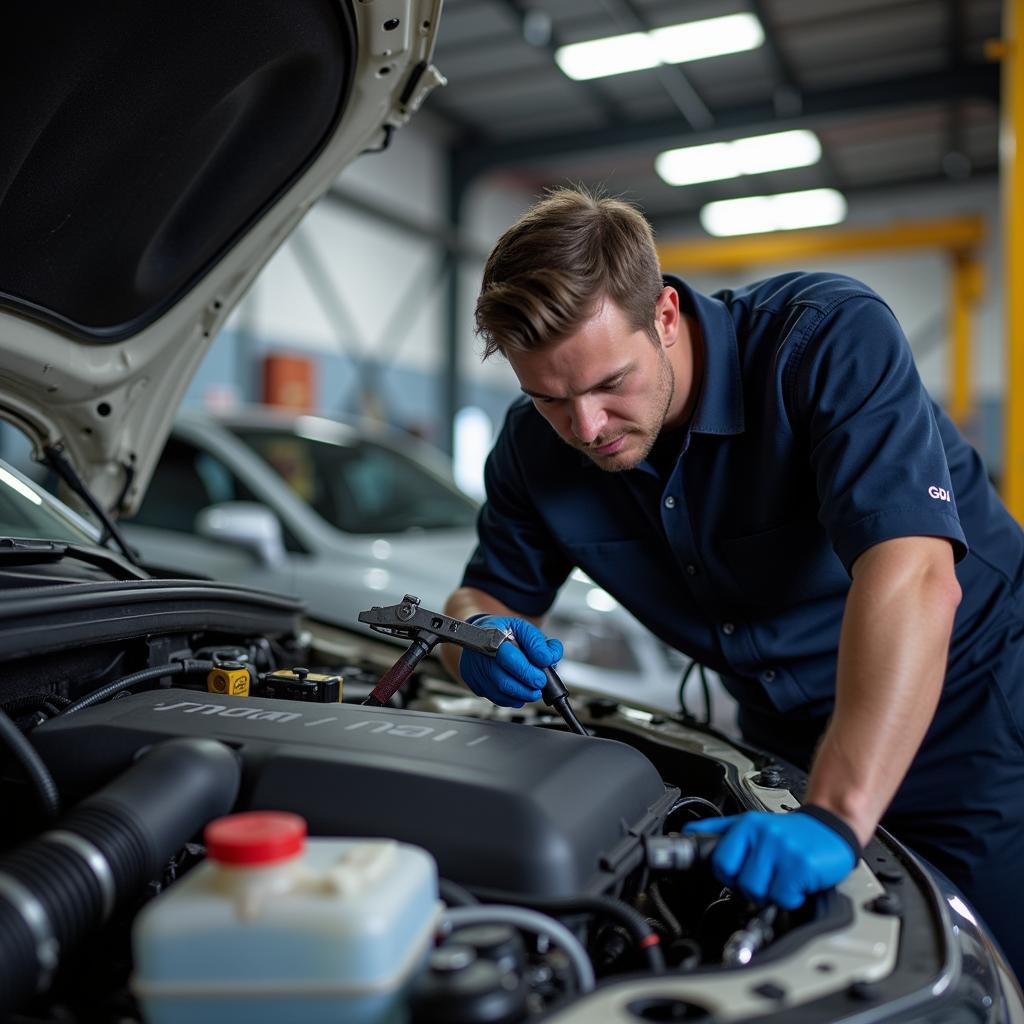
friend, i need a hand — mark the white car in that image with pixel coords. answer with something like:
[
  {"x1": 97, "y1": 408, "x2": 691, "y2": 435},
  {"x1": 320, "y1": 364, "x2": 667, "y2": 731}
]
[{"x1": 121, "y1": 407, "x2": 691, "y2": 711}]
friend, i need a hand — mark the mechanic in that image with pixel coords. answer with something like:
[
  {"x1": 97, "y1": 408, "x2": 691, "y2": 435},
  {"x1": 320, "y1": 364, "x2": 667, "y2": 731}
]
[{"x1": 440, "y1": 186, "x2": 1024, "y2": 980}]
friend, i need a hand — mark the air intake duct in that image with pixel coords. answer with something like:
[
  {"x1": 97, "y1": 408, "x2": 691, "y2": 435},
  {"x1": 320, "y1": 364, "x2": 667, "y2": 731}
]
[{"x1": 0, "y1": 737, "x2": 240, "y2": 1013}]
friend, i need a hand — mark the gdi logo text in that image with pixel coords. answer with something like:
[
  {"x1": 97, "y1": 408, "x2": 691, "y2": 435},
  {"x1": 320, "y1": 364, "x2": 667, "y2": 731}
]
[{"x1": 928, "y1": 485, "x2": 952, "y2": 502}]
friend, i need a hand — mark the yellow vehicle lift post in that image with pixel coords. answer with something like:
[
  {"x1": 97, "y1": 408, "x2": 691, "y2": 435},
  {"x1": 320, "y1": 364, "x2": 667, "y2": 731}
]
[
  {"x1": 993, "y1": 0, "x2": 1024, "y2": 520},
  {"x1": 949, "y1": 252, "x2": 986, "y2": 428}
]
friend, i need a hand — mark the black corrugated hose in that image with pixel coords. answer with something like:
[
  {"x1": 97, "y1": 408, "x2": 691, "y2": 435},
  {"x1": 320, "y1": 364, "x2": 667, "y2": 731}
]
[
  {"x1": 0, "y1": 737, "x2": 240, "y2": 1015},
  {"x1": 62, "y1": 660, "x2": 215, "y2": 715},
  {"x1": 1, "y1": 694, "x2": 72, "y2": 718}
]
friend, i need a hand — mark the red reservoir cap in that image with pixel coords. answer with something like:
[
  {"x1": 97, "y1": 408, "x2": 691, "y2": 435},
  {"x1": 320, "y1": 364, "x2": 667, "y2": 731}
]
[{"x1": 205, "y1": 811, "x2": 307, "y2": 865}]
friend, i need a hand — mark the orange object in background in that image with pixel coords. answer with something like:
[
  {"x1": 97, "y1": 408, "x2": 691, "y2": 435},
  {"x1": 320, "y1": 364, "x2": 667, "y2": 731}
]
[{"x1": 262, "y1": 353, "x2": 316, "y2": 412}]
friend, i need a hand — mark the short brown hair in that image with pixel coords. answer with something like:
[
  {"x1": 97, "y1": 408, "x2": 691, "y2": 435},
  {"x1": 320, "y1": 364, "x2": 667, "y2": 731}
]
[{"x1": 474, "y1": 186, "x2": 663, "y2": 359}]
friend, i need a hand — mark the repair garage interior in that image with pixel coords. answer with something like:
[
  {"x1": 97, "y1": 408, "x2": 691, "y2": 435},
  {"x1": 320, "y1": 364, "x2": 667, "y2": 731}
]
[
  {"x1": 184, "y1": 0, "x2": 1016, "y2": 725},
  {"x1": 0, "y1": 1, "x2": 1023, "y2": 1021}
]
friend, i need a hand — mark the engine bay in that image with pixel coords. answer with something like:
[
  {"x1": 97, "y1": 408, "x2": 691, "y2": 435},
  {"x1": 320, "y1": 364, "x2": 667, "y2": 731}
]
[{"x1": 0, "y1": 594, "x2": 954, "y2": 1024}]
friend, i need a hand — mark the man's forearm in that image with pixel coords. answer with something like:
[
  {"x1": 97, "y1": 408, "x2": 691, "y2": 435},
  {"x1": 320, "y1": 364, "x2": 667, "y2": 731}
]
[{"x1": 805, "y1": 537, "x2": 961, "y2": 846}]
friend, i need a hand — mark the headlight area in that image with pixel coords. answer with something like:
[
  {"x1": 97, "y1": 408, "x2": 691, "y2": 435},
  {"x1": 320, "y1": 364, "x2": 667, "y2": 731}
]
[{"x1": 0, "y1": 626, "x2": 992, "y2": 1023}]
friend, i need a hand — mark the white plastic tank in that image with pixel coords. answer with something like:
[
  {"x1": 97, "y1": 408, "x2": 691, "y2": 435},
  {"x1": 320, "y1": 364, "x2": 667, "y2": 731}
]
[{"x1": 132, "y1": 811, "x2": 440, "y2": 1024}]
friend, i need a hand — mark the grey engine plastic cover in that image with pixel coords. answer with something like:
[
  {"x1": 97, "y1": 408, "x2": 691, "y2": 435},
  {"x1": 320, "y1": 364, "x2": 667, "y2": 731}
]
[{"x1": 32, "y1": 690, "x2": 673, "y2": 897}]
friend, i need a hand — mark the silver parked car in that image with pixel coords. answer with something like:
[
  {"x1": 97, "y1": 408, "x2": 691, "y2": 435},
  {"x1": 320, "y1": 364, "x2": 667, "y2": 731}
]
[{"x1": 121, "y1": 407, "x2": 691, "y2": 711}]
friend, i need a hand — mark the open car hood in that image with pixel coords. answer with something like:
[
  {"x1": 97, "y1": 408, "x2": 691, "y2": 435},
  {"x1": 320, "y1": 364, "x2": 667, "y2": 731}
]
[{"x1": 0, "y1": 0, "x2": 444, "y2": 513}]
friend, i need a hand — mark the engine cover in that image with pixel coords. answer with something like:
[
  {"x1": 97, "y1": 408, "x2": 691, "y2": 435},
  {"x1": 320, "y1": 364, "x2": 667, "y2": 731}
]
[{"x1": 32, "y1": 689, "x2": 674, "y2": 897}]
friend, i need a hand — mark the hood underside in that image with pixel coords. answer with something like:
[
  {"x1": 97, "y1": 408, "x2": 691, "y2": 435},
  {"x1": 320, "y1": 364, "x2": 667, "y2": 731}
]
[{"x1": 0, "y1": 0, "x2": 443, "y2": 513}]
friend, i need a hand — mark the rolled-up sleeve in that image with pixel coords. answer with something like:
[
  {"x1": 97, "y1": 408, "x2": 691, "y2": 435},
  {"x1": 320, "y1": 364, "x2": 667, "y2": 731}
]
[
  {"x1": 789, "y1": 294, "x2": 968, "y2": 572},
  {"x1": 461, "y1": 412, "x2": 572, "y2": 615}
]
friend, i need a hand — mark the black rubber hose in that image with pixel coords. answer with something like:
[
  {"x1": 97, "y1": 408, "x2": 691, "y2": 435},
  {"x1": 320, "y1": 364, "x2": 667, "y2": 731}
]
[
  {"x1": 0, "y1": 708, "x2": 60, "y2": 822},
  {"x1": 0, "y1": 737, "x2": 240, "y2": 1014},
  {"x1": 62, "y1": 660, "x2": 215, "y2": 715},
  {"x1": 541, "y1": 667, "x2": 590, "y2": 736},
  {"x1": 439, "y1": 877, "x2": 479, "y2": 907},
  {"x1": 468, "y1": 886, "x2": 665, "y2": 972},
  {"x1": 551, "y1": 693, "x2": 589, "y2": 736},
  {"x1": 665, "y1": 796, "x2": 721, "y2": 832}
]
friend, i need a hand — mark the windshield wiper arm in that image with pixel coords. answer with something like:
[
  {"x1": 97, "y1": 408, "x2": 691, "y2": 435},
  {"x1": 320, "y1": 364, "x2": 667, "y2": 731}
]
[
  {"x1": 41, "y1": 444, "x2": 138, "y2": 565},
  {"x1": 0, "y1": 538, "x2": 146, "y2": 581}
]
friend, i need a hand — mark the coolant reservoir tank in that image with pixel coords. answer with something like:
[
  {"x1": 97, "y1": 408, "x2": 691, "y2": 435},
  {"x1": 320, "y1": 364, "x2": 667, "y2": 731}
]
[{"x1": 132, "y1": 811, "x2": 440, "y2": 1024}]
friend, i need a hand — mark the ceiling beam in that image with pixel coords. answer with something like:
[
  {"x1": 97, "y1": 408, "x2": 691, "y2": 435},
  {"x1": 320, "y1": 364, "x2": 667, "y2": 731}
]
[
  {"x1": 492, "y1": 0, "x2": 626, "y2": 123},
  {"x1": 600, "y1": 0, "x2": 714, "y2": 130},
  {"x1": 745, "y1": 0, "x2": 844, "y2": 187},
  {"x1": 451, "y1": 64, "x2": 1000, "y2": 184},
  {"x1": 656, "y1": 214, "x2": 986, "y2": 272}
]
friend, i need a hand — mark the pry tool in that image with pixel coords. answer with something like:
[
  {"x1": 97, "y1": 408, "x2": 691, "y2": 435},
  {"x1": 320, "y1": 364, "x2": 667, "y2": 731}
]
[{"x1": 358, "y1": 594, "x2": 590, "y2": 735}]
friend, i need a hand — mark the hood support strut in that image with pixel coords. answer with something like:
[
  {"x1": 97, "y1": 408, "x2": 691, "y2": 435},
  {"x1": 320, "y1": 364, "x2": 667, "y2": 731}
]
[{"x1": 43, "y1": 444, "x2": 137, "y2": 565}]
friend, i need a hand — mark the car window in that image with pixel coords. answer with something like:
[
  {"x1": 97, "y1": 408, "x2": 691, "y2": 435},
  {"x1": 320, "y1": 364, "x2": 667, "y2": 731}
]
[
  {"x1": 126, "y1": 437, "x2": 304, "y2": 553},
  {"x1": 127, "y1": 438, "x2": 233, "y2": 533},
  {"x1": 230, "y1": 428, "x2": 478, "y2": 535},
  {"x1": 0, "y1": 460, "x2": 98, "y2": 545}
]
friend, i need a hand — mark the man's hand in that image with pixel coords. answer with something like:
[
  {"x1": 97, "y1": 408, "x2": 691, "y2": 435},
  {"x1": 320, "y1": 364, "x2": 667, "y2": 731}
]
[
  {"x1": 684, "y1": 808, "x2": 860, "y2": 909},
  {"x1": 460, "y1": 615, "x2": 563, "y2": 708}
]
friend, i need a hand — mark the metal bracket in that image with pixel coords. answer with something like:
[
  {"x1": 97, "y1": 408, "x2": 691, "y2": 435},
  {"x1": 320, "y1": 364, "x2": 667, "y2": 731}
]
[{"x1": 358, "y1": 594, "x2": 509, "y2": 654}]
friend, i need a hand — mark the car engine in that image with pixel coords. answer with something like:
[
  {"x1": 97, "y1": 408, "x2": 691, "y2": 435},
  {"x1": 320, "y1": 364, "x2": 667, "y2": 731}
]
[
  {"x1": 0, "y1": 592, "x2": 986, "y2": 1024},
  {"x1": 32, "y1": 691, "x2": 678, "y2": 899}
]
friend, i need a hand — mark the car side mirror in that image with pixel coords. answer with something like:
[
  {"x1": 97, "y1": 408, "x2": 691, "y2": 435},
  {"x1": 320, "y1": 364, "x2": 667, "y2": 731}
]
[{"x1": 194, "y1": 502, "x2": 287, "y2": 567}]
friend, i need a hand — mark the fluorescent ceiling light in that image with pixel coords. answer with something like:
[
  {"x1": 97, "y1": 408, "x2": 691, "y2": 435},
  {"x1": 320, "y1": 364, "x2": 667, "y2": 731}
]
[
  {"x1": 653, "y1": 15, "x2": 765, "y2": 62},
  {"x1": 555, "y1": 13, "x2": 764, "y2": 81},
  {"x1": 700, "y1": 189, "x2": 848, "y2": 236},
  {"x1": 656, "y1": 130, "x2": 822, "y2": 186},
  {"x1": 556, "y1": 32, "x2": 658, "y2": 80}
]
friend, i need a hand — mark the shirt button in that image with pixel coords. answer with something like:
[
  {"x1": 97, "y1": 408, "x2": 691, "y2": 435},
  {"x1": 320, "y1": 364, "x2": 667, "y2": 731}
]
[
  {"x1": 762, "y1": 669, "x2": 776, "y2": 681},
  {"x1": 664, "y1": 496, "x2": 677, "y2": 509},
  {"x1": 721, "y1": 622, "x2": 735, "y2": 635},
  {"x1": 685, "y1": 564, "x2": 698, "y2": 576}
]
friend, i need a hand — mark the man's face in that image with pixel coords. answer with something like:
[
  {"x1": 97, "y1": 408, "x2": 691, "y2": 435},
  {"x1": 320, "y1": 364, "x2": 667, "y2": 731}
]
[{"x1": 508, "y1": 291, "x2": 679, "y2": 472}]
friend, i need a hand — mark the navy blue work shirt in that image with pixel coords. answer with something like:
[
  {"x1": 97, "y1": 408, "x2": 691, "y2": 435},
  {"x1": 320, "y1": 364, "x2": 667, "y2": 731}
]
[{"x1": 463, "y1": 272, "x2": 1024, "y2": 718}]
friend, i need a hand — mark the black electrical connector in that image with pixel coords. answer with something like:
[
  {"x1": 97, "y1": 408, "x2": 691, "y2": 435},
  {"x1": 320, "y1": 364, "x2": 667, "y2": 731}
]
[
  {"x1": 254, "y1": 667, "x2": 342, "y2": 703},
  {"x1": 644, "y1": 833, "x2": 719, "y2": 872}
]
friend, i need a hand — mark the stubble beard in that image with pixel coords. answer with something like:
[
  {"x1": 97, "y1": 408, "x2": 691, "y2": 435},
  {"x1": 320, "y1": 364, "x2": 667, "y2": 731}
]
[{"x1": 581, "y1": 352, "x2": 675, "y2": 473}]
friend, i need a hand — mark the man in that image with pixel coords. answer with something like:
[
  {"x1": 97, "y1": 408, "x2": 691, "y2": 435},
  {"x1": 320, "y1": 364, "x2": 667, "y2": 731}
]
[{"x1": 441, "y1": 186, "x2": 1024, "y2": 978}]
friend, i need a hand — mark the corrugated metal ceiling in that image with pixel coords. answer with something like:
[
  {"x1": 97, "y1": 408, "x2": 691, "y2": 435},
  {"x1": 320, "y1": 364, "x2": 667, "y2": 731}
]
[{"x1": 426, "y1": 0, "x2": 1001, "y2": 226}]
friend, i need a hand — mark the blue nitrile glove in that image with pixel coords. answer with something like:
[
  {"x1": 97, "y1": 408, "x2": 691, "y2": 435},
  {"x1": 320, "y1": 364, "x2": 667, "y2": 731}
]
[
  {"x1": 684, "y1": 806, "x2": 861, "y2": 909},
  {"x1": 459, "y1": 615, "x2": 564, "y2": 709}
]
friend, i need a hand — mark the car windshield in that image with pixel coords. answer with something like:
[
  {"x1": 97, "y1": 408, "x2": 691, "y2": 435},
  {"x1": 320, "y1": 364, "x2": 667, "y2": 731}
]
[
  {"x1": 228, "y1": 427, "x2": 479, "y2": 535},
  {"x1": 0, "y1": 459, "x2": 97, "y2": 545}
]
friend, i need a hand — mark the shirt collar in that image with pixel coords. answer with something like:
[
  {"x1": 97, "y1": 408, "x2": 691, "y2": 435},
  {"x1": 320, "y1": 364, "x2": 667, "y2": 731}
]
[{"x1": 665, "y1": 274, "x2": 745, "y2": 437}]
